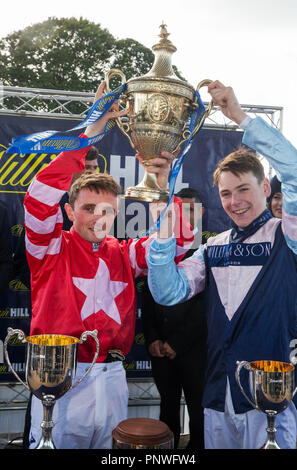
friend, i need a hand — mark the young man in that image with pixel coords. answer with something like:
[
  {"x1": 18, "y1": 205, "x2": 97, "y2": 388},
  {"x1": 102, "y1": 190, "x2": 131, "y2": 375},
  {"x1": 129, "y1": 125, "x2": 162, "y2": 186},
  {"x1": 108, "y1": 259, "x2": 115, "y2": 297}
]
[
  {"x1": 147, "y1": 80, "x2": 297, "y2": 449},
  {"x1": 25, "y1": 82, "x2": 193, "y2": 449}
]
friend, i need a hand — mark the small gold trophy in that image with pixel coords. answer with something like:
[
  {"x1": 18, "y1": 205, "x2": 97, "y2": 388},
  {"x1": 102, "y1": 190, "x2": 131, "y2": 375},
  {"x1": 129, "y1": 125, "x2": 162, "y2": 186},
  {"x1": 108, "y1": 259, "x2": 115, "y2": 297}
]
[
  {"x1": 236, "y1": 360, "x2": 296, "y2": 449},
  {"x1": 105, "y1": 23, "x2": 213, "y2": 202},
  {"x1": 4, "y1": 327, "x2": 99, "y2": 449}
]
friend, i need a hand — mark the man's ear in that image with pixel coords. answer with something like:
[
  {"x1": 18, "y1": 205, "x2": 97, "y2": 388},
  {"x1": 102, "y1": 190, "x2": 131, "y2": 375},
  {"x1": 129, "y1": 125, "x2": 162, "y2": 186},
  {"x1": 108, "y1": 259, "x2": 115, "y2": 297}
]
[
  {"x1": 64, "y1": 203, "x2": 74, "y2": 222},
  {"x1": 263, "y1": 177, "x2": 271, "y2": 198}
]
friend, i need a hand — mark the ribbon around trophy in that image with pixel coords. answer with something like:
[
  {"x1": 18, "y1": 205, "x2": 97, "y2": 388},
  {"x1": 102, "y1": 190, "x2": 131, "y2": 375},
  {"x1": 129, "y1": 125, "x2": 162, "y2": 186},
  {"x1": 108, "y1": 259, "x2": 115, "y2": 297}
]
[{"x1": 6, "y1": 84, "x2": 207, "y2": 237}]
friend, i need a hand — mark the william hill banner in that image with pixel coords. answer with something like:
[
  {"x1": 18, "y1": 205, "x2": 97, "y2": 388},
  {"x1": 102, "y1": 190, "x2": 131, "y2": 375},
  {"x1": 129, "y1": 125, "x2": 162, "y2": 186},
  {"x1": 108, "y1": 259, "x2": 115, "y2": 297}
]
[{"x1": 0, "y1": 114, "x2": 243, "y2": 381}]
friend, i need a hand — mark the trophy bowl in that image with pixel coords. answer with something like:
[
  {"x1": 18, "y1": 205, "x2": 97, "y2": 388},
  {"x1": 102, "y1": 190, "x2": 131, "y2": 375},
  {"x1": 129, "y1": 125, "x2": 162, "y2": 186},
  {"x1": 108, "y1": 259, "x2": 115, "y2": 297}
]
[
  {"x1": 236, "y1": 360, "x2": 296, "y2": 449},
  {"x1": 105, "y1": 23, "x2": 213, "y2": 202},
  {"x1": 4, "y1": 328, "x2": 99, "y2": 449}
]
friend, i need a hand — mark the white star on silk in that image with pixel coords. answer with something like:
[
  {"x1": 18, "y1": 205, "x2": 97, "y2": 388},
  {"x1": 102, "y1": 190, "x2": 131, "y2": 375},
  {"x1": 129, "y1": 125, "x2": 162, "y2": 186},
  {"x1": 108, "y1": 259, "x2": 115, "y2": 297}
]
[{"x1": 72, "y1": 259, "x2": 128, "y2": 324}]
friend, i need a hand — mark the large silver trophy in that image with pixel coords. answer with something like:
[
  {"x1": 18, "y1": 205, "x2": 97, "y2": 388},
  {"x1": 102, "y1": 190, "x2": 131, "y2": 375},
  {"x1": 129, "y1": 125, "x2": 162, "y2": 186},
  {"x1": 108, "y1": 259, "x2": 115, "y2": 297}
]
[
  {"x1": 105, "y1": 23, "x2": 213, "y2": 202},
  {"x1": 4, "y1": 327, "x2": 99, "y2": 449},
  {"x1": 236, "y1": 360, "x2": 296, "y2": 449}
]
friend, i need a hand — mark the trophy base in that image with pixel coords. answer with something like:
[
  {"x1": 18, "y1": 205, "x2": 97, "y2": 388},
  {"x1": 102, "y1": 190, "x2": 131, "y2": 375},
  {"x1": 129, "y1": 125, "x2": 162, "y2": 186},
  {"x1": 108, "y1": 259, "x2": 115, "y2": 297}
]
[
  {"x1": 261, "y1": 440, "x2": 280, "y2": 449},
  {"x1": 36, "y1": 437, "x2": 56, "y2": 450},
  {"x1": 124, "y1": 186, "x2": 169, "y2": 203}
]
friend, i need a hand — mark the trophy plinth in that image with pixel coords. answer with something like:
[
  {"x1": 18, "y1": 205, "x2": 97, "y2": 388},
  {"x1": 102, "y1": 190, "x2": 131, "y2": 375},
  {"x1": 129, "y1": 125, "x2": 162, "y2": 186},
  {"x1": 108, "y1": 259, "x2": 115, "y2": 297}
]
[
  {"x1": 236, "y1": 360, "x2": 296, "y2": 449},
  {"x1": 105, "y1": 23, "x2": 212, "y2": 202},
  {"x1": 4, "y1": 328, "x2": 99, "y2": 450}
]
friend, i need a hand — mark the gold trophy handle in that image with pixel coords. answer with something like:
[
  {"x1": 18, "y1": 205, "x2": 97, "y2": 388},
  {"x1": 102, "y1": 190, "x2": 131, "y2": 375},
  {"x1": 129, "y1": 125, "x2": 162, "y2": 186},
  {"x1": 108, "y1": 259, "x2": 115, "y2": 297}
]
[
  {"x1": 104, "y1": 69, "x2": 136, "y2": 150},
  {"x1": 105, "y1": 68, "x2": 126, "y2": 93},
  {"x1": 176, "y1": 79, "x2": 213, "y2": 153},
  {"x1": 192, "y1": 79, "x2": 213, "y2": 136},
  {"x1": 196, "y1": 79, "x2": 213, "y2": 119},
  {"x1": 4, "y1": 327, "x2": 30, "y2": 390},
  {"x1": 68, "y1": 329, "x2": 100, "y2": 393},
  {"x1": 235, "y1": 360, "x2": 259, "y2": 410}
]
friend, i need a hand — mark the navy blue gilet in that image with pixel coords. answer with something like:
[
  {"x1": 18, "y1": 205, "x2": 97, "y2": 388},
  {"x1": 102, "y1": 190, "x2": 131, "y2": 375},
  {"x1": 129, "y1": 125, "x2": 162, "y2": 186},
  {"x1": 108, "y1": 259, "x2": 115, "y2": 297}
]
[{"x1": 202, "y1": 223, "x2": 297, "y2": 413}]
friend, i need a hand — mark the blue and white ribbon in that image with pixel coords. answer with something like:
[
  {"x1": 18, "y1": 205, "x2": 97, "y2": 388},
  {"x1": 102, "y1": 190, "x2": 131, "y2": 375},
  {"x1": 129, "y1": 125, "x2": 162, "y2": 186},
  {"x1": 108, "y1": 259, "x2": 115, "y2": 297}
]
[{"x1": 6, "y1": 84, "x2": 126, "y2": 154}]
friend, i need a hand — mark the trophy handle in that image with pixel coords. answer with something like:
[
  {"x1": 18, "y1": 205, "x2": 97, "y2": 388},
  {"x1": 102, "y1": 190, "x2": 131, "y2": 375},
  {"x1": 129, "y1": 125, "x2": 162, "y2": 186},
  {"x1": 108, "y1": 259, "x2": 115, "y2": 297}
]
[
  {"x1": 176, "y1": 79, "x2": 213, "y2": 152},
  {"x1": 194, "y1": 79, "x2": 213, "y2": 133},
  {"x1": 235, "y1": 360, "x2": 259, "y2": 410},
  {"x1": 68, "y1": 330, "x2": 100, "y2": 392},
  {"x1": 4, "y1": 327, "x2": 30, "y2": 391},
  {"x1": 289, "y1": 348, "x2": 297, "y2": 397},
  {"x1": 105, "y1": 68, "x2": 126, "y2": 93},
  {"x1": 104, "y1": 69, "x2": 136, "y2": 150}
]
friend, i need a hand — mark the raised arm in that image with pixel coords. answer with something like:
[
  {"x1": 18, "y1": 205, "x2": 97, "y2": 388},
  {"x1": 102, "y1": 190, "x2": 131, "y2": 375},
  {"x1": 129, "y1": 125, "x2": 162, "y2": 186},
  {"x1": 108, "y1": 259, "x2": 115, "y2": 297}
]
[
  {"x1": 24, "y1": 82, "x2": 126, "y2": 270},
  {"x1": 24, "y1": 143, "x2": 89, "y2": 268}
]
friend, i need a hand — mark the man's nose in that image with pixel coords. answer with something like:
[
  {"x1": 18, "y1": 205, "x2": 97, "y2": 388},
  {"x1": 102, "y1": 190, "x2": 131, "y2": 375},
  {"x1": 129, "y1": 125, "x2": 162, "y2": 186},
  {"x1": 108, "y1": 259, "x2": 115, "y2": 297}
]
[
  {"x1": 231, "y1": 192, "x2": 241, "y2": 206},
  {"x1": 93, "y1": 211, "x2": 103, "y2": 221}
]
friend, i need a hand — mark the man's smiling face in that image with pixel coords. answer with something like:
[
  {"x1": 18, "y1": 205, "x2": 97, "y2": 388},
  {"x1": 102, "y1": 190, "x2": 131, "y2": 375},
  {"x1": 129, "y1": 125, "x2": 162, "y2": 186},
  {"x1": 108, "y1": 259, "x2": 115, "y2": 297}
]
[
  {"x1": 218, "y1": 171, "x2": 270, "y2": 228},
  {"x1": 66, "y1": 188, "x2": 118, "y2": 242}
]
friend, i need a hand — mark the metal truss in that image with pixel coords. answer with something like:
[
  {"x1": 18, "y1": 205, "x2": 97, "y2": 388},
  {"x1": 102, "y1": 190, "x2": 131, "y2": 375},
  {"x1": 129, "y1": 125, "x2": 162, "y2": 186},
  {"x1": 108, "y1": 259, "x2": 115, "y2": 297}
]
[
  {"x1": 204, "y1": 102, "x2": 283, "y2": 132},
  {"x1": 0, "y1": 85, "x2": 283, "y2": 131},
  {"x1": 0, "y1": 85, "x2": 94, "y2": 120}
]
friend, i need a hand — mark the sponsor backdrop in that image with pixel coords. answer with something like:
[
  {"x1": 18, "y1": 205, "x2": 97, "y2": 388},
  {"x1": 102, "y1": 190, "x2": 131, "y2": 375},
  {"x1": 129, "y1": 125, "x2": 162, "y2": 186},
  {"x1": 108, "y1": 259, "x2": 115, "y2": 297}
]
[{"x1": 0, "y1": 114, "x2": 243, "y2": 380}]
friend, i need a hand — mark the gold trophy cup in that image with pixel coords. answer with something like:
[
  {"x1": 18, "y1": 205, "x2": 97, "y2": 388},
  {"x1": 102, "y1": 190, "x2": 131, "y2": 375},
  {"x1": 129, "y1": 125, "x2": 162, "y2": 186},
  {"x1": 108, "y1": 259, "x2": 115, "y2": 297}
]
[
  {"x1": 105, "y1": 23, "x2": 213, "y2": 202},
  {"x1": 4, "y1": 327, "x2": 100, "y2": 449},
  {"x1": 236, "y1": 360, "x2": 296, "y2": 449}
]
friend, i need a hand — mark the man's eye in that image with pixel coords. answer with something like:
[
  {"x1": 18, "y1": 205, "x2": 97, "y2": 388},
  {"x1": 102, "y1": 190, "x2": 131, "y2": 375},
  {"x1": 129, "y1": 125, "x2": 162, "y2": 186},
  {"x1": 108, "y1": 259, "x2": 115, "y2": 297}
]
[{"x1": 104, "y1": 208, "x2": 115, "y2": 216}]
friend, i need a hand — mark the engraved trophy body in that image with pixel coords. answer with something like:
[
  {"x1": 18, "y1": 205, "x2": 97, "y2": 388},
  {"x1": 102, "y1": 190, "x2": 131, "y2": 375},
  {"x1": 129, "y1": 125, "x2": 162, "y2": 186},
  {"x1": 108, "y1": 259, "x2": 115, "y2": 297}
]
[
  {"x1": 236, "y1": 360, "x2": 296, "y2": 449},
  {"x1": 105, "y1": 23, "x2": 212, "y2": 202},
  {"x1": 4, "y1": 327, "x2": 99, "y2": 449}
]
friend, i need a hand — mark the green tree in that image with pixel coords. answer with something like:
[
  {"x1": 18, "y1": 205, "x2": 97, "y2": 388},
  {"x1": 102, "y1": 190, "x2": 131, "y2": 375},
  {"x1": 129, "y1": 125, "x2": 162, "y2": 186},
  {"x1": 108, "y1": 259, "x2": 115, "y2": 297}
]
[
  {"x1": 0, "y1": 17, "x2": 183, "y2": 89},
  {"x1": 0, "y1": 17, "x2": 183, "y2": 113},
  {"x1": 0, "y1": 17, "x2": 116, "y2": 91}
]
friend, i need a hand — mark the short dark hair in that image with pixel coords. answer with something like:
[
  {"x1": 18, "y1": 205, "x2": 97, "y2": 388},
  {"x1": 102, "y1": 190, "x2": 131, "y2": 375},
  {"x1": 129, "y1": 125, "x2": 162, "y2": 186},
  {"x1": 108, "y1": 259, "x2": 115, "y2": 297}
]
[
  {"x1": 175, "y1": 188, "x2": 203, "y2": 204},
  {"x1": 85, "y1": 146, "x2": 99, "y2": 161},
  {"x1": 213, "y1": 147, "x2": 265, "y2": 185},
  {"x1": 69, "y1": 172, "x2": 122, "y2": 207}
]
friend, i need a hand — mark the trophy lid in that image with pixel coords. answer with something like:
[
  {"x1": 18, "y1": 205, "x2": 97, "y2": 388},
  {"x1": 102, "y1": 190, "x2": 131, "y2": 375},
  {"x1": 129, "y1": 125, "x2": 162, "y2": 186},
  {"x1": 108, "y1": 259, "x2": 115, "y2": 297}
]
[
  {"x1": 144, "y1": 22, "x2": 179, "y2": 80},
  {"x1": 152, "y1": 22, "x2": 177, "y2": 54},
  {"x1": 126, "y1": 24, "x2": 194, "y2": 100}
]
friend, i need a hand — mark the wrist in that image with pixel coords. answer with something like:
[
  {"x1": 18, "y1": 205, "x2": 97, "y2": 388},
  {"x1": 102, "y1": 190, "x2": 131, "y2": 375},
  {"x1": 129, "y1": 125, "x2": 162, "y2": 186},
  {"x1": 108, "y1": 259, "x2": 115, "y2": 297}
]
[
  {"x1": 84, "y1": 123, "x2": 105, "y2": 138},
  {"x1": 231, "y1": 109, "x2": 248, "y2": 126}
]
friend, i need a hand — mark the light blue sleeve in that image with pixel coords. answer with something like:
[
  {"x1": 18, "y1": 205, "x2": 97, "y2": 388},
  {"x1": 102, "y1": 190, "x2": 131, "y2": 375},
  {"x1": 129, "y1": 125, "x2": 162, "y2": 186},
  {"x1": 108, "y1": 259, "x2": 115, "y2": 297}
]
[
  {"x1": 146, "y1": 238, "x2": 190, "y2": 305},
  {"x1": 243, "y1": 117, "x2": 297, "y2": 254},
  {"x1": 146, "y1": 238, "x2": 206, "y2": 306}
]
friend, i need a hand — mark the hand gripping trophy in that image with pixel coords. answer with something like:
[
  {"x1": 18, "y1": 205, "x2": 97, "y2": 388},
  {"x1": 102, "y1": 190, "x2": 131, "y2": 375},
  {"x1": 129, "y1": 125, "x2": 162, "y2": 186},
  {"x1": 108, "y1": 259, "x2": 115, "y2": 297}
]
[
  {"x1": 236, "y1": 359, "x2": 297, "y2": 449},
  {"x1": 105, "y1": 23, "x2": 213, "y2": 202},
  {"x1": 4, "y1": 327, "x2": 99, "y2": 449}
]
